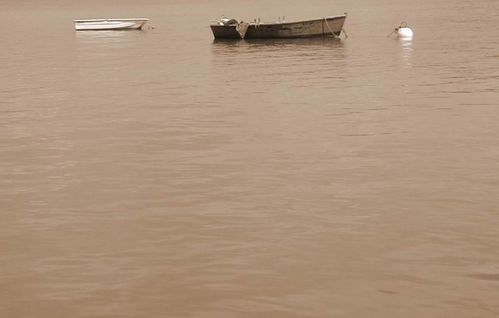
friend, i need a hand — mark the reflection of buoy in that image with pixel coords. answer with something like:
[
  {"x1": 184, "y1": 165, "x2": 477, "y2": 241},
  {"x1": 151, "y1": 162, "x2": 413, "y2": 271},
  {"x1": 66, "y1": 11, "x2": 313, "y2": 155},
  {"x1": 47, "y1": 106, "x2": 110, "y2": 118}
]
[{"x1": 396, "y1": 21, "x2": 413, "y2": 38}]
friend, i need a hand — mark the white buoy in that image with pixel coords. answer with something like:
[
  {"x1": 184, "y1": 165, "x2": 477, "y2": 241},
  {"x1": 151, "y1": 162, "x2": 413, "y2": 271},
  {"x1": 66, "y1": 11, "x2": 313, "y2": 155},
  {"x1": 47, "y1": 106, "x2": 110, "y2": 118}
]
[
  {"x1": 396, "y1": 22, "x2": 413, "y2": 38},
  {"x1": 397, "y1": 27, "x2": 413, "y2": 38}
]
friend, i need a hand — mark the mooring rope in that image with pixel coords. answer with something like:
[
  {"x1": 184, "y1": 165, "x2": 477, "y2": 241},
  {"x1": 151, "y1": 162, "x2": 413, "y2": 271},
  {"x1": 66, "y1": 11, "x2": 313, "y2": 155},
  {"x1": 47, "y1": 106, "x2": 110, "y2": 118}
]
[
  {"x1": 341, "y1": 28, "x2": 349, "y2": 39},
  {"x1": 236, "y1": 22, "x2": 249, "y2": 39},
  {"x1": 387, "y1": 22, "x2": 409, "y2": 37}
]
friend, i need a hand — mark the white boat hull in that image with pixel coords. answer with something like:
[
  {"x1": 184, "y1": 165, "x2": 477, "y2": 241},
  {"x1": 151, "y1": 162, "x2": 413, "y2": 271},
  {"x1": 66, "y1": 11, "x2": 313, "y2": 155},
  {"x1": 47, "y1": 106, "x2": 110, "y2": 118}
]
[{"x1": 74, "y1": 18, "x2": 149, "y2": 31}]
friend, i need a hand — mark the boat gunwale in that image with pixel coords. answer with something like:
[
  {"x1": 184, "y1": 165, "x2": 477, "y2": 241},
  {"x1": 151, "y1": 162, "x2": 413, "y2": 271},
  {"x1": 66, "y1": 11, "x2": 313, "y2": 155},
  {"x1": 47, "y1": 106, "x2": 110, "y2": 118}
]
[
  {"x1": 73, "y1": 18, "x2": 150, "y2": 23},
  {"x1": 209, "y1": 15, "x2": 346, "y2": 27}
]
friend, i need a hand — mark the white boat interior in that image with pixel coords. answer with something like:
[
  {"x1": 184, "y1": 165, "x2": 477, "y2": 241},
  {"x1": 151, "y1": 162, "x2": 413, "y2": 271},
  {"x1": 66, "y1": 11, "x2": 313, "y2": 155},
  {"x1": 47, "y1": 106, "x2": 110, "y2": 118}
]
[{"x1": 73, "y1": 18, "x2": 149, "y2": 31}]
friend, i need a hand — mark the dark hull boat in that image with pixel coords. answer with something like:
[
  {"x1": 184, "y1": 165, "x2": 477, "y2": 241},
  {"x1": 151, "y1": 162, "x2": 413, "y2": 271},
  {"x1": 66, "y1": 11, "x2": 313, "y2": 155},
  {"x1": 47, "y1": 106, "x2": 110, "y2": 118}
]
[{"x1": 210, "y1": 15, "x2": 347, "y2": 39}]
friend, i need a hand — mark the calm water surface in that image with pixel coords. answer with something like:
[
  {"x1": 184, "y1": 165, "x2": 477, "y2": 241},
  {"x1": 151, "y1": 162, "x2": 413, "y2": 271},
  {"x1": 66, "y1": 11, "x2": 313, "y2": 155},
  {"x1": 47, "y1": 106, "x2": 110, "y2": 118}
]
[{"x1": 1, "y1": 0, "x2": 499, "y2": 317}]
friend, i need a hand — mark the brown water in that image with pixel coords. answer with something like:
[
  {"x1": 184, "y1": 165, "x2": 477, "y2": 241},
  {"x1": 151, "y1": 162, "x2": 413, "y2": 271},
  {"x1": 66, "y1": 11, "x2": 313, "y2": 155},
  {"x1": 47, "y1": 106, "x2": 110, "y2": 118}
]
[{"x1": 1, "y1": 0, "x2": 499, "y2": 317}]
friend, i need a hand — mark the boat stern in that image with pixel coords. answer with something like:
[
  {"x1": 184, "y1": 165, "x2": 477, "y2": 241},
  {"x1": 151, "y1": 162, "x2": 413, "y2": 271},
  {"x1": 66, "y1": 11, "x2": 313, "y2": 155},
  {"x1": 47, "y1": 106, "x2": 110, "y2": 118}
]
[
  {"x1": 210, "y1": 24, "x2": 241, "y2": 39},
  {"x1": 324, "y1": 14, "x2": 347, "y2": 37}
]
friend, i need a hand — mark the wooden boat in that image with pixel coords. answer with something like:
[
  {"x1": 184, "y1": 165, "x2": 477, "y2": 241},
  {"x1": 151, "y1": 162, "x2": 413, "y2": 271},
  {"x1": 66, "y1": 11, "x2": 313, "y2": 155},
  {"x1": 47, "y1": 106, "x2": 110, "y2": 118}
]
[
  {"x1": 73, "y1": 18, "x2": 149, "y2": 31},
  {"x1": 210, "y1": 14, "x2": 347, "y2": 39}
]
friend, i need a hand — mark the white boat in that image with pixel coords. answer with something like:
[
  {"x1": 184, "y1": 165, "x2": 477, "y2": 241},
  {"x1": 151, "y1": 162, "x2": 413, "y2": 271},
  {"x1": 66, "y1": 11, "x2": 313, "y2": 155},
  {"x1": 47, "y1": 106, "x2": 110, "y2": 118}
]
[{"x1": 73, "y1": 18, "x2": 149, "y2": 31}]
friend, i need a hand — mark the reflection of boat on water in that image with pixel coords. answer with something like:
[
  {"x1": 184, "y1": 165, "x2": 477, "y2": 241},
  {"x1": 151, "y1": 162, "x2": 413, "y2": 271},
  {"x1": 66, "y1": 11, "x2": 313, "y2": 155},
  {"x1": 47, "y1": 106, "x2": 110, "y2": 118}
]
[
  {"x1": 212, "y1": 37, "x2": 343, "y2": 49},
  {"x1": 211, "y1": 37, "x2": 345, "y2": 60},
  {"x1": 210, "y1": 14, "x2": 347, "y2": 39},
  {"x1": 73, "y1": 18, "x2": 149, "y2": 31}
]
